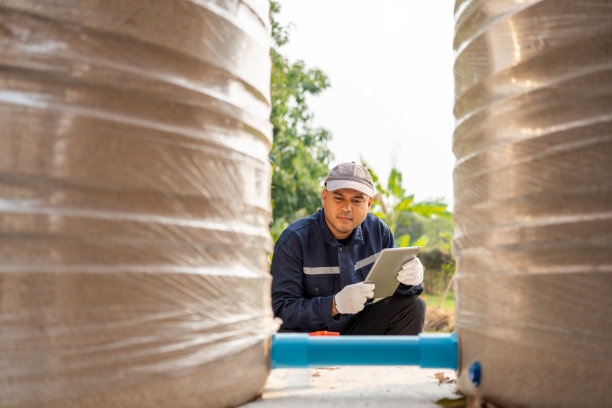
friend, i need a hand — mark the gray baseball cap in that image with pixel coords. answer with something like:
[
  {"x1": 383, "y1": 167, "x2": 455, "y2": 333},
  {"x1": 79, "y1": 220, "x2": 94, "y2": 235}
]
[{"x1": 324, "y1": 162, "x2": 375, "y2": 197}]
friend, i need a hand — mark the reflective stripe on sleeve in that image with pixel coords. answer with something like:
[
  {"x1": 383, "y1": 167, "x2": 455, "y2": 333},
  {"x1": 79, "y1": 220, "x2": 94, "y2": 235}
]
[
  {"x1": 354, "y1": 251, "x2": 381, "y2": 270},
  {"x1": 303, "y1": 251, "x2": 382, "y2": 275},
  {"x1": 303, "y1": 266, "x2": 340, "y2": 275}
]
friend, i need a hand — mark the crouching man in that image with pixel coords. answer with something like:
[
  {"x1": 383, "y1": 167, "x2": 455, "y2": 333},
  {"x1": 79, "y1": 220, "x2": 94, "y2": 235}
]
[{"x1": 270, "y1": 162, "x2": 426, "y2": 334}]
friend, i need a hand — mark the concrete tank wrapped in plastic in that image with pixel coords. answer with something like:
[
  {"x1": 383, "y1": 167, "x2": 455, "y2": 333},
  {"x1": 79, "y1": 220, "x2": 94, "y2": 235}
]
[
  {"x1": 0, "y1": 1, "x2": 276, "y2": 406},
  {"x1": 452, "y1": 1, "x2": 612, "y2": 407}
]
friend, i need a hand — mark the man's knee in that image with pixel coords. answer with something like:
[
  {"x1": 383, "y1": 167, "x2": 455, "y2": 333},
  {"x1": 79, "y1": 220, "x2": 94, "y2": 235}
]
[
  {"x1": 390, "y1": 294, "x2": 426, "y2": 334},
  {"x1": 413, "y1": 295, "x2": 426, "y2": 316},
  {"x1": 392, "y1": 293, "x2": 426, "y2": 313}
]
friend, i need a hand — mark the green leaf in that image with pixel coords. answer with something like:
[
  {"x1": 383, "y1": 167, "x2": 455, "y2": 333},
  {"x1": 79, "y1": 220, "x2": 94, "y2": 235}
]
[
  {"x1": 413, "y1": 236, "x2": 429, "y2": 248},
  {"x1": 408, "y1": 202, "x2": 449, "y2": 218},
  {"x1": 434, "y1": 397, "x2": 467, "y2": 408},
  {"x1": 396, "y1": 196, "x2": 415, "y2": 211},
  {"x1": 387, "y1": 168, "x2": 405, "y2": 199},
  {"x1": 371, "y1": 211, "x2": 386, "y2": 219},
  {"x1": 397, "y1": 234, "x2": 411, "y2": 248}
]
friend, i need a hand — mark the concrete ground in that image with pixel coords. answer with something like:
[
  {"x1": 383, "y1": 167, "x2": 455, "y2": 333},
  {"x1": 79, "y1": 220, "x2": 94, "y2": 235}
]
[{"x1": 242, "y1": 365, "x2": 459, "y2": 408}]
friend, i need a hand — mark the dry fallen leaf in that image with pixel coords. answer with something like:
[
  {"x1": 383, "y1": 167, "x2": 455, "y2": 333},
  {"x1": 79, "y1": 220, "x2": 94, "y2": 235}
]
[{"x1": 434, "y1": 372, "x2": 457, "y2": 385}]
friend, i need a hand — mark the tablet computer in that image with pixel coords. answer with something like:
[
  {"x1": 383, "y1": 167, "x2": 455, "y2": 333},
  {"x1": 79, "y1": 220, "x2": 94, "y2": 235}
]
[{"x1": 364, "y1": 246, "x2": 420, "y2": 298}]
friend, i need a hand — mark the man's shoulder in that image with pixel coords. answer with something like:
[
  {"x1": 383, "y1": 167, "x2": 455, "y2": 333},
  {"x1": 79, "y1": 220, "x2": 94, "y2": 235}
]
[
  {"x1": 359, "y1": 213, "x2": 393, "y2": 248},
  {"x1": 362, "y1": 212, "x2": 390, "y2": 230},
  {"x1": 287, "y1": 210, "x2": 319, "y2": 231}
]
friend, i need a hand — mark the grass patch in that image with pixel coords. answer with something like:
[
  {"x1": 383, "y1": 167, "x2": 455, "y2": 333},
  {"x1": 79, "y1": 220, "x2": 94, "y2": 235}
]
[
  {"x1": 423, "y1": 292, "x2": 456, "y2": 333},
  {"x1": 423, "y1": 292, "x2": 455, "y2": 313}
]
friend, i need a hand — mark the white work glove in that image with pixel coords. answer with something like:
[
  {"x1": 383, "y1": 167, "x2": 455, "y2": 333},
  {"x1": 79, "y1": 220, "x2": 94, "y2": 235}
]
[
  {"x1": 334, "y1": 282, "x2": 375, "y2": 314},
  {"x1": 397, "y1": 257, "x2": 424, "y2": 286}
]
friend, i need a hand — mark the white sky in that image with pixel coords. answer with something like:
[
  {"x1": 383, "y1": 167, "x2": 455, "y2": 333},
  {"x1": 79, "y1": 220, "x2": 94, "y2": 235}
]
[{"x1": 276, "y1": 0, "x2": 457, "y2": 208}]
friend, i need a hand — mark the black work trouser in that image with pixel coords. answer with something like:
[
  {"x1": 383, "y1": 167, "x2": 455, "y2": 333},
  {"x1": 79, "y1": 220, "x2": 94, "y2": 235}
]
[{"x1": 339, "y1": 294, "x2": 426, "y2": 335}]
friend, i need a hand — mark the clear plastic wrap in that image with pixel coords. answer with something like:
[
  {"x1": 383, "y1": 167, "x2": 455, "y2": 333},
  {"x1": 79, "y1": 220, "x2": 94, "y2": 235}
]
[
  {"x1": 0, "y1": 1, "x2": 277, "y2": 406},
  {"x1": 452, "y1": 1, "x2": 612, "y2": 407}
]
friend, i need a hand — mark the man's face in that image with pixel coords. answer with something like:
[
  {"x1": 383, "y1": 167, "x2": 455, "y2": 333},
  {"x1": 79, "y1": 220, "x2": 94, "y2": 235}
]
[{"x1": 322, "y1": 188, "x2": 373, "y2": 240}]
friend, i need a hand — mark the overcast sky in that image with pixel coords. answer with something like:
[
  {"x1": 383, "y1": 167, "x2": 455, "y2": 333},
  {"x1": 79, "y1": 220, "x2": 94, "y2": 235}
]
[{"x1": 276, "y1": 0, "x2": 457, "y2": 208}]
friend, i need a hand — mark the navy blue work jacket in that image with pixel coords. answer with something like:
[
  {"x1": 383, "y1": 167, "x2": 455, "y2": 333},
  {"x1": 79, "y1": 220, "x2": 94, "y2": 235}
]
[{"x1": 270, "y1": 208, "x2": 423, "y2": 332}]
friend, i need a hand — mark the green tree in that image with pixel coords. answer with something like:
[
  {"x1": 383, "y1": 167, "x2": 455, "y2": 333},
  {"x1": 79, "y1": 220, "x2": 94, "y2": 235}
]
[
  {"x1": 361, "y1": 161, "x2": 456, "y2": 297},
  {"x1": 269, "y1": 1, "x2": 334, "y2": 240},
  {"x1": 422, "y1": 212, "x2": 455, "y2": 251},
  {"x1": 361, "y1": 159, "x2": 452, "y2": 248}
]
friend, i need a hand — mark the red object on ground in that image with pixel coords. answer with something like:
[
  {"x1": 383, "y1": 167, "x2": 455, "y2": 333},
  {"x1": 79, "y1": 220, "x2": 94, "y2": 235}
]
[{"x1": 308, "y1": 331, "x2": 340, "y2": 336}]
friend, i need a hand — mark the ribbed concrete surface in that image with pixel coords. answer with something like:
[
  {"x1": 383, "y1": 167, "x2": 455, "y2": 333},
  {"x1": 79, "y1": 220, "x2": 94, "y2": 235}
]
[{"x1": 242, "y1": 366, "x2": 459, "y2": 407}]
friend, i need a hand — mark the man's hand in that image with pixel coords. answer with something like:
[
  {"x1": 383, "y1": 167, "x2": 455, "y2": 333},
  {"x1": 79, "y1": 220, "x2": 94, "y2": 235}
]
[
  {"x1": 397, "y1": 257, "x2": 424, "y2": 286},
  {"x1": 333, "y1": 282, "x2": 375, "y2": 315}
]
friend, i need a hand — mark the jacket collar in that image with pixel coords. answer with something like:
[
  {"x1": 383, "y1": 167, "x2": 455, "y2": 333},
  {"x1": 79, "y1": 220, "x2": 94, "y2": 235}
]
[{"x1": 317, "y1": 208, "x2": 365, "y2": 247}]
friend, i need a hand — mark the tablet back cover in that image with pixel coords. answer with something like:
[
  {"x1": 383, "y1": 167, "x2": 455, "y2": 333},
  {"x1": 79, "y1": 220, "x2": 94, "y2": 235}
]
[{"x1": 365, "y1": 247, "x2": 420, "y2": 298}]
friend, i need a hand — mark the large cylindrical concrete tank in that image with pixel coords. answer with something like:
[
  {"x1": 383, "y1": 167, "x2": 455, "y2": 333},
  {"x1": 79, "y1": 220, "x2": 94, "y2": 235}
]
[
  {"x1": 0, "y1": 1, "x2": 276, "y2": 407},
  {"x1": 452, "y1": 1, "x2": 612, "y2": 406}
]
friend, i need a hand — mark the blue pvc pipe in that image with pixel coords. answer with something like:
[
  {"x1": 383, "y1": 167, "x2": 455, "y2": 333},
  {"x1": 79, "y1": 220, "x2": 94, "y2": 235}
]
[{"x1": 270, "y1": 332, "x2": 458, "y2": 369}]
